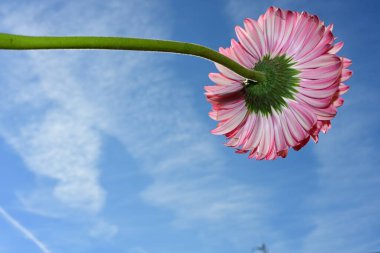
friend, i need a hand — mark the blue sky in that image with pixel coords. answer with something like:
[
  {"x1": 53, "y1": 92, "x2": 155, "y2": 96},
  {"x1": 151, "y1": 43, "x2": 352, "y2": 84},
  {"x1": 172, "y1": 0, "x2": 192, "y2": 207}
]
[{"x1": 0, "y1": 0, "x2": 379, "y2": 252}]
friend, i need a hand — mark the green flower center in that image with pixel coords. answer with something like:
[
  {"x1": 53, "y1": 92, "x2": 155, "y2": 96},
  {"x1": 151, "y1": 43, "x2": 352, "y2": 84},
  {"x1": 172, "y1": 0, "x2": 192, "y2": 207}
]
[{"x1": 244, "y1": 55, "x2": 300, "y2": 116}]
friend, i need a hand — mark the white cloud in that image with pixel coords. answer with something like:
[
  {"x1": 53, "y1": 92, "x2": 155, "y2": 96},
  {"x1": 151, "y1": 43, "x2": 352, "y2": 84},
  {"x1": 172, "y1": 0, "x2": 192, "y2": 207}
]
[
  {"x1": 0, "y1": 0, "x2": 168, "y2": 215},
  {"x1": 0, "y1": 206, "x2": 51, "y2": 253},
  {"x1": 142, "y1": 175, "x2": 269, "y2": 226},
  {"x1": 300, "y1": 89, "x2": 380, "y2": 253},
  {"x1": 89, "y1": 220, "x2": 119, "y2": 240},
  {"x1": 224, "y1": 0, "x2": 309, "y2": 24}
]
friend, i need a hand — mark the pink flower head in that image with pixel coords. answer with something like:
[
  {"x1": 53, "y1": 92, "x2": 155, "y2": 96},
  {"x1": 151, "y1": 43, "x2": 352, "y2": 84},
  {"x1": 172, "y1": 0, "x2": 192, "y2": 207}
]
[{"x1": 205, "y1": 6, "x2": 352, "y2": 160}]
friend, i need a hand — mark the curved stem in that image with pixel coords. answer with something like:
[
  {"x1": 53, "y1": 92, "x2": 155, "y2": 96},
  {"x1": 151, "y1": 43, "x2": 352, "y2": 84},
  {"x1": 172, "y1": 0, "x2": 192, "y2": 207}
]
[{"x1": 0, "y1": 33, "x2": 266, "y2": 82}]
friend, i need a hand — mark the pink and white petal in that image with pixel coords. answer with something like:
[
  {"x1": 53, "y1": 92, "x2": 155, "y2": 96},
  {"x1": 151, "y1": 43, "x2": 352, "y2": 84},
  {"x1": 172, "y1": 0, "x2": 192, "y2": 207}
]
[
  {"x1": 313, "y1": 106, "x2": 337, "y2": 121},
  {"x1": 235, "y1": 26, "x2": 262, "y2": 60},
  {"x1": 271, "y1": 110, "x2": 288, "y2": 151},
  {"x1": 215, "y1": 63, "x2": 244, "y2": 81},
  {"x1": 278, "y1": 111, "x2": 298, "y2": 146},
  {"x1": 296, "y1": 93, "x2": 332, "y2": 108},
  {"x1": 320, "y1": 120, "x2": 332, "y2": 133},
  {"x1": 278, "y1": 11, "x2": 298, "y2": 55},
  {"x1": 338, "y1": 83, "x2": 350, "y2": 95},
  {"x1": 333, "y1": 97, "x2": 344, "y2": 107},
  {"x1": 295, "y1": 54, "x2": 340, "y2": 69},
  {"x1": 248, "y1": 148, "x2": 259, "y2": 159},
  {"x1": 270, "y1": 8, "x2": 287, "y2": 57},
  {"x1": 211, "y1": 106, "x2": 247, "y2": 135},
  {"x1": 243, "y1": 18, "x2": 267, "y2": 57},
  {"x1": 264, "y1": 116, "x2": 277, "y2": 160},
  {"x1": 225, "y1": 127, "x2": 243, "y2": 147},
  {"x1": 288, "y1": 101, "x2": 317, "y2": 131},
  {"x1": 210, "y1": 98, "x2": 245, "y2": 111},
  {"x1": 278, "y1": 149, "x2": 289, "y2": 158},
  {"x1": 299, "y1": 62, "x2": 342, "y2": 79},
  {"x1": 242, "y1": 114, "x2": 262, "y2": 150},
  {"x1": 214, "y1": 47, "x2": 245, "y2": 81},
  {"x1": 208, "y1": 73, "x2": 241, "y2": 85},
  {"x1": 205, "y1": 83, "x2": 243, "y2": 96},
  {"x1": 230, "y1": 39, "x2": 257, "y2": 68},
  {"x1": 293, "y1": 15, "x2": 325, "y2": 59},
  {"x1": 284, "y1": 108, "x2": 307, "y2": 142},
  {"x1": 298, "y1": 86, "x2": 338, "y2": 99},
  {"x1": 328, "y1": 41, "x2": 344, "y2": 54},
  {"x1": 299, "y1": 76, "x2": 340, "y2": 89},
  {"x1": 297, "y1": 29, "x2": 334, "y2": 64},
  {"x1": 233, "y1": 113, "x2": 257, "y2": 147},
  {"x1": 211, "y1": 100, "x2": 246, "y2": 121},
  {"x1": 293, "y1": 136, "x2": 310, "y2": 151},
  {"x1": 342, "y1": 57, "x2": 352, "y2": 68},
  {"x1": 256, "y1": 117, "x2": 273, "y2": 158},
  {"x1": 341, "y1": 69, "x2": 353, "y2": 82},
  {"x1": 295, "y1": 24, "x2": 325, "y2": 60},
  {"x1": 326, "y1": 24, "x2": 333, "y2": 32},
  {"x1": 287, "y1": 13, "x2": 318, "y2": 57},
  {"x1": 262, "y1": 6, "x2": 277, "y2": 53},
  {"x1": 297, "y1": 44, "x2": 332, "y2": 65},
  {"x1": 206, "y1": 90, "x2": 243, "y2": 106}
]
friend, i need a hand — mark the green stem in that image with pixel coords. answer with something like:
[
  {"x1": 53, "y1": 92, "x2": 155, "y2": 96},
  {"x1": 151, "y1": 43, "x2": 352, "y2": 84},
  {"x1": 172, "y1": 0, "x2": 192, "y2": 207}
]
[{"x1": 0, "y1": 33, "x2": 265, "y2": 82}]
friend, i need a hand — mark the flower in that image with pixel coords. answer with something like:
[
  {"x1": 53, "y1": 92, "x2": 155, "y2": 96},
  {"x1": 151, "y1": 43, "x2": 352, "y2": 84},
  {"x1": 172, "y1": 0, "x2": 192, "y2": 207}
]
[{"x1": 205, "y1": 6, "x2": 352, "y2": 160}]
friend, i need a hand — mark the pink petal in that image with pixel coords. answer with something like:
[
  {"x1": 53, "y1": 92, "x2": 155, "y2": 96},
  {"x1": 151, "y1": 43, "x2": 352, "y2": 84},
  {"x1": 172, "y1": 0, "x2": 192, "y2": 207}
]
[
  {"x1": 243, "y1": 114, "x2": 263, "y2": 150},
  {"x1": 278, "y1": 111, "x2": 298, "y2": 146},
  {"x1": 328, "y1": 41, "x2": 344, "y2": 54},
  {"x1": 257, "y1": 116, "x2": 273, "y2": 158},
  {"x1": 262, "y1": 6, "x2": 277, "y2": 53},
  {"x1": 293, "y1": 17, "x2": 325, "y2": 59},
  {"x1": 341, "y1": 69, "x2": 353, "y2": 82},
  {"x1": 211, "y1": 107, "x2": 247, "y2": 135},
  {"x1": 299, "y1": 61, "x2": 342, "y2": 79},
  {"x1": 208, "y1": 73, "x2": 241, "y2": 86},
  {"x1": 283, "y1": 107, "x2": 307, "y2": 142},
  {"x1": 338, "y1": 83, "x2": 350, "y2": 95},
  {"x1": 244, "y1": 18, "x2": 267, "y2": 57},
  {"x1": 272, "y1": 110, "x2": 288, "y2": 151},
  {"x1": 296, "y1": 93, "x2": 332, "y2": 108},
  {"x1": 205, "y1": 83, "x2": 243, "y2": 96},
  {"x1": 299, "y1": 76, "x2": 340, "y2": 89},
  {"x1": 235, "y1": 26, "x2": 262, "y2": 60},
  {"x1": 313, "y1": 106, "x2": 337, "y2": 121},
  {"x1": 342, "y1": 57, "x2": 352, "y2": 68},
  {"x1": 298, "y1": 86, "x2": 338, "y2": 99},
  {"x1": 287, "y1": 13, "x2": 318, "y2": 58},
  {"x1": 296, "y1": 29, "x2": 334, "y2": 64},
  {"x1": 278, "y1": 11, "x2": 298, "y2": 55},
  {"x1": 230, "y1": 39, "x2": 257, "y2": 68},
  {"x1": 333, "y1": 97, "x2": 344, "y2": 107},
  {"x1": 288, "y1": 101, "x2": 317, "y2": 131},
  {"x1": 210, "y1": 100, "x2": 246, "y2": 121},
  {"x1": 295, "y1": 54, "x2": 340, "y2": 69}
]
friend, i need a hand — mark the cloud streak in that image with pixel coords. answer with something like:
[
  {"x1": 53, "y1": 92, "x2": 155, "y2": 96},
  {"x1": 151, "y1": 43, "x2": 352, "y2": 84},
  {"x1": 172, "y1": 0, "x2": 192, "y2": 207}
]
[
  {"x1": 0, "y1": 206, "x2": 51, "y2": 253},
  {"x1": 0, "y1": 0, "x2": 169, "y2": 215}
]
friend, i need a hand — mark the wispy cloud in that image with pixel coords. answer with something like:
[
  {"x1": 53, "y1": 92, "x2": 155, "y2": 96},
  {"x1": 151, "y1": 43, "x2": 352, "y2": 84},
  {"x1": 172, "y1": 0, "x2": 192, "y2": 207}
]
[
  {"x1": 300, "y1": 89, "x2": 380, "y2": 253},
  {"x1": 89, "y1": 220, "x2": 119, "y2": 240},
  {"x1": 0, "y1": 0, "x2": 169, "y2": 215},
  {"x1": 224, "y1": 0, "x2": 310, "y2": 24},
  {"x1": 0, "y1": 206, "x2": 51, "y2": 253}
]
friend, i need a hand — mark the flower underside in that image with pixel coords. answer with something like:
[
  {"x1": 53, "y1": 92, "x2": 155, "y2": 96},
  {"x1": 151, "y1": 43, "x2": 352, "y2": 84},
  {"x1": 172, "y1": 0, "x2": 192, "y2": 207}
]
[{"x1": 244, "y1": 54, "x2": 300, "y2": 116}]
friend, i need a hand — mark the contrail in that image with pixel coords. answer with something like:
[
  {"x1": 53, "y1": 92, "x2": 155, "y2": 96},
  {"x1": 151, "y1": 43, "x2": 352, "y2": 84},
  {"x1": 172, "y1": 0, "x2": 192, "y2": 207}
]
[{"x1": 0, "y1": 206, "x2": 51, "y2": 253}]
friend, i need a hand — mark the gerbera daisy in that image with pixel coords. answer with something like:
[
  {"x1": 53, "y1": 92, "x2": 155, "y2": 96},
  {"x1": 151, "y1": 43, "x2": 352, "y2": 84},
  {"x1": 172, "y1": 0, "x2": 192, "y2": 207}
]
[{"x1": 205, "y1": 6, "x2": 352, "y2": 160}]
